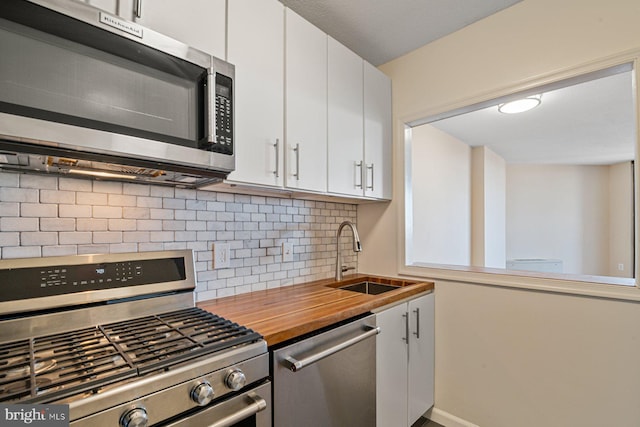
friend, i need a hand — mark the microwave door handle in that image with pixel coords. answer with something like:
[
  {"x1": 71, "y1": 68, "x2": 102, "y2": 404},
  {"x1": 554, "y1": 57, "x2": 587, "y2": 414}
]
[{"x1": 206, "y1": 68, "x2": 216, "y2": 144}]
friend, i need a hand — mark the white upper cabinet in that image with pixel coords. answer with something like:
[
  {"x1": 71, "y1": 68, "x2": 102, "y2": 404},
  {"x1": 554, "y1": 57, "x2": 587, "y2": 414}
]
[
  {"x1": 226, "y1": 0, "x2": 284, "y2": 187},
  {"x1": 133, "y1": 0, "x2": 226, "y2": 59},
  {"x1": 284, "y1": 9, "x2": 328, "y2": 193},
  {"x1": 81, "y1": 1, "x2": 225, "y2": 58},
  {"x1": 82, "y1": 0, "x2": 132, "y2": 18},
  {"x1": 327, "y1": 37, "x2": 364, "y2": 197},
  {"x1": 364, "y1": 62, "x2": 393, "y2": 200}
]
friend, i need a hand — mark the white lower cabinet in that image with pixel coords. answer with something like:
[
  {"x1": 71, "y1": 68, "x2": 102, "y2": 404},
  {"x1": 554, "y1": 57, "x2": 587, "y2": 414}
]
[{"x1": 376, "y1": 293, "x2": 434, "y2": 427}]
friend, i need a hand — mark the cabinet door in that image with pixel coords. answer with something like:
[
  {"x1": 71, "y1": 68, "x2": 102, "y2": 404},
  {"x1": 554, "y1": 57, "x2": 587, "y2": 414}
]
[
  {"x1": 327, "y1": 37, "x2": 364, "y2": 196},
  {"x1": 226, "y1": 0, "x2": 284, "y2": 187},
  {"x1": 408, "y1": 293, "x2": 435, "y2": 425},
  {"x1": 134, "y1": 0, "x2": 226, "y2": 59},
  {"x1": 83, "y1": 0, "x2": 134, "y2": 19},
  {"x1": 364, "y1": 62, "x2": 393, "y2": 200},
  {"x1": 376, "y1": 303, "x2": 409, "y2": 427},
  {"x1": 284, "y1": 9, "x2": 327, "y2": 193}
]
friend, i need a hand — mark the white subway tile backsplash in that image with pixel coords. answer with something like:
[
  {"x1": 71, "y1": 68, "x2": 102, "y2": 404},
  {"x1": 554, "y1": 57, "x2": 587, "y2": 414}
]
[
  {"x1": 0, "y1": 202, "x2": 19, "y2": 217},
  {"x1": 40, "y1": 190, "x2": 75, "y2": 204},
  {"x1": 1, "y1": 217, "x2": 39, "y2": 231},
  {"x1": 40, "y1": 218, "x2": 75, "y2": 231},
  {"x1": 0, "y1": 175, "x2": 358, "y2": 300},
  {"x1": 1, "y1": 187, "x2": 39, "y2": 203},
  {"x1": 59, "y1": 204, "x2": 92, "y2": 218},
  {"x1": 3, "y1": 246, "x2": 41, "y2": 258},
  {"x1": 93, "y1": 181, "x2": 122, "y2": 195},
  {"x1": 108, "y1": 219, "x2": 136, "y2": 231},
  {"x1": 93, "y1": 231, "x2": 123, "y2": 244},
  {"x1": 21, "y1": 203, "x2": 57, "y2": 218},
  {"x1": 76, "y1": 192, "x2": 106, "y2": 206},
  {"x1": 20, "y1": 175, "x2": 57, "y2": 190},
  {"x1": 22, "y1": 231, "x2": 57, "y2": 246},
  {"x1": 59, "y1": 232, "x2": 92, "y2": 245},
  {"x1": 108, "y1": 194, "x2": 136, "y2": 207},
  {"x1": 77, "y1": 218, "x2": 108, "y2": 232},
  {"x1": 122, "y1": 207, "x2": 150, "y2": 219},
  {"x1": 0, "y1": 232, "x2": 20, "y2": 247},
  {"x1": 59, "y1": 178, "x2": 92, "y2": 192},
  {"x1": 137, "y1": 196, "x2": 163, "y2": 208},
  {"x1": 43, "y1": 245, "x2": 77, "y2": 257},
  {"x1": 0, "y1": 172, "x2": 19, "y2": 187},
  {"x1": 123, "y1": 183, "x2": 150, "y2": 196},
  {"x1": 78, "y1": 244, "x2": 109, "y2": 254}
]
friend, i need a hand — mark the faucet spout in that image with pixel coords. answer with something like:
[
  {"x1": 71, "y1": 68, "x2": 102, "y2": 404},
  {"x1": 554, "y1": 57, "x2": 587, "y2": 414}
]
[{"x1": 335, "y1": 221, "x2": 362, "y2": 281}]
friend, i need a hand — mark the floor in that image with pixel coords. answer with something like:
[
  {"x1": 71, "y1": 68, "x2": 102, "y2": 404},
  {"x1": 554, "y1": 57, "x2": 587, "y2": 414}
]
[{"x1": 412, "y1": 417, "x2": 445, "y2": 427}]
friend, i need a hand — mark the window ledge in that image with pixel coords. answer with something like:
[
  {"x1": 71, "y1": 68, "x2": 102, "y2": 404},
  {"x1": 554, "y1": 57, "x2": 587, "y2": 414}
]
[{"x1": 399, "y1": 263, "x2": 640, "y2": 302}]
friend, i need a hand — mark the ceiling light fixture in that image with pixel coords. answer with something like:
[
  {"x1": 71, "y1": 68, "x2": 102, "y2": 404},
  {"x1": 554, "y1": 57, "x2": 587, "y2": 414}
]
[{"x1": 498, "y1": 94, "x2": 542, "y2": 114}]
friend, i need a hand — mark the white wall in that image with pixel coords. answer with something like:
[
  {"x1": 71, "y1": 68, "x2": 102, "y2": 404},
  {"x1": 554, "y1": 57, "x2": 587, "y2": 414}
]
[
  {"x1": 609, "y1": 161, "x2": 634, "y2": 277},
  {"x1": 506, "y1": 164, "x2": 610, "y2": 276},
  {"x1": 410, "y1": 124, "x2": 471, "y2": 265},
  {"x1": 360, "y1": 0, "x2": 640, "y2": 425},
  {"x1": 471, "y1": 146, "x2": 506, "y2": 269}
]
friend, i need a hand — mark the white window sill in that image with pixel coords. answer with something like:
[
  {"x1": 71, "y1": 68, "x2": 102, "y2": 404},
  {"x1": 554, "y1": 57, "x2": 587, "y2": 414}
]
[{"x1": 399, "y1": 263, "x2": 640, "y2": 302}]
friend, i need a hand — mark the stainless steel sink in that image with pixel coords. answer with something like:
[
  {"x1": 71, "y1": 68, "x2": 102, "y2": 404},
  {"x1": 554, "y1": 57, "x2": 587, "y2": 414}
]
[{"x1": 338, "y1": 281, "x2": 400, "y2": 295}]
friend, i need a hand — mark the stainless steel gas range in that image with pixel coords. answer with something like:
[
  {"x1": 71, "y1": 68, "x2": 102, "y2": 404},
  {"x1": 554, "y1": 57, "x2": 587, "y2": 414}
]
[{"x1": 0, "y1": 250, "x2": 271, "y2": 427}]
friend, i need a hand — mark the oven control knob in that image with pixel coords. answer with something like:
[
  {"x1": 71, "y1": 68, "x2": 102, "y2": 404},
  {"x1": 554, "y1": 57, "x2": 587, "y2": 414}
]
[
  {"x1": 191, "y1": 381, "x2": 215, "y2": 406},
  {"x1": 120, "y1": 407, "x2": 149, "y2": 427},
  {"x1": 225, "y1": 369, "x2": 246, "y2": 391}
]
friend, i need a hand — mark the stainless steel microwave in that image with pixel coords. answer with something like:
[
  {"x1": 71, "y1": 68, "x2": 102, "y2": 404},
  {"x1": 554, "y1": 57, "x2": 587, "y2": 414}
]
[{"x1": 0, "y1": 0, "x2": 234, "y2": 187}]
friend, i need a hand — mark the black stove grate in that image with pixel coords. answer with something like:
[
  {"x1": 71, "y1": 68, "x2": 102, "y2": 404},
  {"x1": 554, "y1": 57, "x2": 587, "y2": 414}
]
[{"x1": 0, "y1": 308, "x2": 261, "y2": 403}]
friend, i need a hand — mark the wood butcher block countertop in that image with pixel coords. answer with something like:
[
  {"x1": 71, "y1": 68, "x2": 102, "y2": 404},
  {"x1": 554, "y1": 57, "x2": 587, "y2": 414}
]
[{"x1": 197, "y1": 274, "x2": 434, "y2": 347}]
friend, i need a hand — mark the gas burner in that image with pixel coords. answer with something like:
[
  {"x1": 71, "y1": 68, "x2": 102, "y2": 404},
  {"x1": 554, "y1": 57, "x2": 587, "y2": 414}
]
[
  {"x1": 1, "y1": 376, "x2": 58, "y2": 397},
  {"x1": 3, "y1": 358, "x2": 57, "y2": 378}
]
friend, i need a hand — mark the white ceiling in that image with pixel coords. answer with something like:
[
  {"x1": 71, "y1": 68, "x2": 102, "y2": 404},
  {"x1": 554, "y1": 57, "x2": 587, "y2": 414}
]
[
  {"x1": 429, "y1": 70, "x2": 635, "y2": 165},
  {"x1": 279, "y1": 0, "x2": 524, "y2": 66}
]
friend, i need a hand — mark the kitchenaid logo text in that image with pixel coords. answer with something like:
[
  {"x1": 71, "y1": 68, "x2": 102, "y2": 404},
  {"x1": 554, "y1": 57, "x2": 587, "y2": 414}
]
[
  {"x1": 99, "y1": 12, "x2": 143, "y2": 38},
  {"x1": 1, "y1": 405, "x2": 68, "y2": 426}
]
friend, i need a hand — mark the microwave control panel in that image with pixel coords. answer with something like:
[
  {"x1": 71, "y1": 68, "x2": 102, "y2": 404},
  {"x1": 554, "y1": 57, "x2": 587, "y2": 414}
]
[{"x1": 212, "y1": 73, "x2": 233, "y2": 154}]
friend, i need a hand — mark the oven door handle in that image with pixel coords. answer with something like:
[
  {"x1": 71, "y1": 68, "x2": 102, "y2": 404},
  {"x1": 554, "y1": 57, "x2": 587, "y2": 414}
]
[
  {"x1": 208, "y1": 394, "x2": 268, "y2": 427},
  {"x1": 283, "y1": 325, "x2": 381, "y2": 372}
]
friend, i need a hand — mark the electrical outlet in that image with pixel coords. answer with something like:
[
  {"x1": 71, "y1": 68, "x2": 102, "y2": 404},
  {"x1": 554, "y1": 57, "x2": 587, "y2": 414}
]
[
  {"x1": 618, "y1": 263, "x2": 624, "y2": 271},
  {"x1": 282, "y1": 242, "x2": 294, "y2": 262},
  {"x1": 213, "y1": 243, "x2": 230, "y2": 269}
]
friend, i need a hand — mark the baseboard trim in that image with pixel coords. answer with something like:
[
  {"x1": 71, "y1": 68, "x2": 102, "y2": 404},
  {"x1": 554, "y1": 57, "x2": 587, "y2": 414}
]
[{"x1": 425, "y1": 407, "x2": 480, "y2": 427}]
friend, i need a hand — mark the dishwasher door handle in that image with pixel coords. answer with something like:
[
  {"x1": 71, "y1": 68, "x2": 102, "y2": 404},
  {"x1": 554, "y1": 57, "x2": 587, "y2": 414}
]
[{"x1": 282, "y1": 325, "x2": 381, "y2": 372}]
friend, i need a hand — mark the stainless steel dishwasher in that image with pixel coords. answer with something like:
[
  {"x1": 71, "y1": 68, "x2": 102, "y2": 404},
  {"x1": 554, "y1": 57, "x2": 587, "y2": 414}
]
[{"x1": 272, "y1": 313, "x2": 379, "y2": 427}]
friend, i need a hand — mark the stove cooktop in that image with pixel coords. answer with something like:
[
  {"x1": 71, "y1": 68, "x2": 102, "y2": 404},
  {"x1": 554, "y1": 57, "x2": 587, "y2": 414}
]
[{"x1": 0, "y1": 307, "x2": 262, "y2": 404}]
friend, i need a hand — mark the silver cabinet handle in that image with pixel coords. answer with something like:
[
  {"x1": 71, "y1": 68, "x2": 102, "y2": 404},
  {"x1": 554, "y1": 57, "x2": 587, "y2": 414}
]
[
  {"x1": 355, "y1": 161, "x2": 363, "y2": 189},
  {"x1": 134, "y1": 0, "x2": 142, "y2": 18},
  {"x1": 273, "y1": 139, "x2": 280, "y2": 177},
  {"x1": 293, "y1": 143, "x2": 300, "y2": 181},
  {"x1": 283, "y1": 325, "x2": 380, "y2": 372},
  {"x1": 206, "y1": 68, "x2": 216, "y2": 143},
  {"x1": 413, "y1": 307, "x2": 420, "y2": 339},
  {"x1": 209, "y1": 395, "x2": 267, "y2": 427},
  {"x1": 366, "y1": 163, "x2": 374, "y2": 191},
  {"x1": 402, "y1": 313, "x2": 409, "y2": 344}
]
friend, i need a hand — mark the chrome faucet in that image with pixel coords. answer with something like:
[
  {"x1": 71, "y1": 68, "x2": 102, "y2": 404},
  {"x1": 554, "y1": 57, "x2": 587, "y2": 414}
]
[{"x1": 335, "y1": 221, "x2": 362, "y2": 281}]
